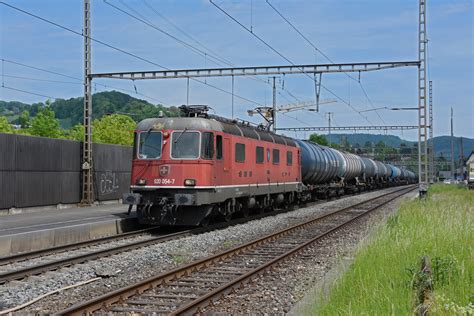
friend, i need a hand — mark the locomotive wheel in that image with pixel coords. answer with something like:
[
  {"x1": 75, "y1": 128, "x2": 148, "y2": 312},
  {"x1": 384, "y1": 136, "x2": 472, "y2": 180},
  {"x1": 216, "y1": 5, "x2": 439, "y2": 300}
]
[
  {"x1": 224, "y1": 211, "x2": 233, "y2": 222},
  {"x1": 200, "y1": 216, "x2": 210, "y2": 227},
  {"x1": 222, "y1": 200, "x2": 233, "y2": 222},
  {"x1": 241, "y1": 205, "x2": 250, "y2": 218}
]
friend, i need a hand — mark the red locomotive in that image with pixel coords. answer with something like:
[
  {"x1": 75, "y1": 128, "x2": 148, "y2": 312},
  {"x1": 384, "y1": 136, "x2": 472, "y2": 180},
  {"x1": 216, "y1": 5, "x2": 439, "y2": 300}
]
[
  {"x1": 125, "y1": 106, "x2": 300, "y2": 226},
  {"x1": 123, "y1": 105, "x2": 416, "y2": 226}
]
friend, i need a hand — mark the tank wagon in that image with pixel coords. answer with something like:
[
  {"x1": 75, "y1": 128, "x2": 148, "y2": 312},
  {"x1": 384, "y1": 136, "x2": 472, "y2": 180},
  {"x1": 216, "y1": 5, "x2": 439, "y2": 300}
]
[{"x1": 123, "y1": 106, "x2": 417, "y2": 226}]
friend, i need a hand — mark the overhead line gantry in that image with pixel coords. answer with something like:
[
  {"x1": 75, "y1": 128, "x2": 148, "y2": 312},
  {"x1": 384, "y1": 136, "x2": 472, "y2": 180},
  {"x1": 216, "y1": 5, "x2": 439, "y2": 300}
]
[
  {"x1": 276, "y1": 125, "x2": 419, "y2": 132},
  {"x1": 89, "y1": 61, "x2": 419, "y2": 80}
]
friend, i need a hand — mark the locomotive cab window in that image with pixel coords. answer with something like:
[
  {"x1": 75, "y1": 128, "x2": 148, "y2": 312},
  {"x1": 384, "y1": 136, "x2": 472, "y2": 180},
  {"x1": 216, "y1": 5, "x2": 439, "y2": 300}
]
[
  {"x1": 216, "y1": 135, "x2": 223, "y2": 160},
  {"x1": 201, "y1": 132, "x2": 214, "y2": 159},
  {"x1": 286, "y1": 151, "x2": 293, "y2": 166},
  {"x1": 256, "y1": 146, "x2": 264, "y2": 164},
  {"x1": 235, "y1": 143, "x2": 245, "y2": 162},
  {"x1": 273, "y1": 149, "x2": 280, "y2": 165},
  {"x1": 171, "y1": 131, "x2": 200, "y2": 159},
  {"x1": 138, "y1": 131, "x2": 162, "y2": 159}
]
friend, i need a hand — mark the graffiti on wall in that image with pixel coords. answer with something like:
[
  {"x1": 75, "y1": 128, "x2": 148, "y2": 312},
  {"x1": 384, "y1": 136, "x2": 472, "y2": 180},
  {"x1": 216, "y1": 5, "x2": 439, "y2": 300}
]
[{"x1": 99, "y1": 171, "x2": 120, "y2": 195}]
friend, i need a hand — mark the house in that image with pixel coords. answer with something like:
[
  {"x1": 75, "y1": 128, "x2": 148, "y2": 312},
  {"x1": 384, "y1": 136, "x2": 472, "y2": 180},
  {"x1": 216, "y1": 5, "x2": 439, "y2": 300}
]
[{"x1": 466, "y1": 151, "x2": 474, "y2": 165}]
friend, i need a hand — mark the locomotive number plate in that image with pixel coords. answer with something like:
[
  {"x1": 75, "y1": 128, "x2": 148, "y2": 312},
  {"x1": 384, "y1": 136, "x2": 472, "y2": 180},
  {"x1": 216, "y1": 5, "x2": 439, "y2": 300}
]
[{"x1": 154, "y1": 178, "x2": 176, "y2": 185}]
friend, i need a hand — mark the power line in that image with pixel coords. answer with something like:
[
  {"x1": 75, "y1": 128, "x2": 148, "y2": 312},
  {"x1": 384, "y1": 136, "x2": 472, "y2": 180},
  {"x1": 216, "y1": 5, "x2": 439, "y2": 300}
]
[
  {"x1": 358, "y1": 80, "x2": 386, "y2": 124},
  {"x1": 1, "y1": 58, "x2": 166, "y2": 104},
  {"x1": 0, "y1": 1, "x2": 264, "y2": 106},
  {"x1": 1, "y1": 74, "x2": 80, "y2": 85},
  {"x1": 141, "y1": 0, "x2": 234, "y2": 66},
  {"x1": 265, "y1": 0, "x2": 384, "y2": 124},
  {"x1": 105, "y1": 0, "x2": 230, "y2": 67},
  {"x1": 2, "y1": 58, "x2": 82, "y2": 81},
  {"x1": 280, "y1": 112, "x2": 313, "y2": 127},
  {"x1": 2, "y1": 85, "x2": 58, "y2": 100},
  {"x1": 265, "y1": 1, "x2": 339, "y2": 69},
  {"x1": 109, "y1": 0, "x2": 274, "y2": 90},
  {"x1": 209, "y1": 0, "x2": 374, "y2": 126}
]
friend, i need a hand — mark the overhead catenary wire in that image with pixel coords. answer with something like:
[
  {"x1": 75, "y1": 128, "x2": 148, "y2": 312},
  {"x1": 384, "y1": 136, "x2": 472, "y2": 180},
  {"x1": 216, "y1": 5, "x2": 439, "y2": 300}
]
[
  {"x1": 105, "y1": 0, "x2": 310, "y2": 110},
  {"x1": 109, "y1": 0, "x2": 274, "y2": 89},
  {"x1": 106, "y1": 0, "x2": 230, "y2": 67},
  {"x1": 209, "y1": 0, "x2": 374, "y2": 126},
  {"x1": 141, "y1": 0, "x2": 234, "y2": 66},
  {"x1": 0, "y1": 2, "x2": 265, "y2": 107},
  {"x1": 265, "y1": 0, "x2": 384, "y2": 124},
  {"x1": 1, "y1": 58, "x2": 166, "y2": 104},
  {"x1": 2, "y1": 74, "x2": 81, "y2": 85},
  {"x1": 358, "y1": 79, "x2": 386, "y2": 124},
  {"x1": 2, "y1": 85, "x2": 58, "y2": 100}
]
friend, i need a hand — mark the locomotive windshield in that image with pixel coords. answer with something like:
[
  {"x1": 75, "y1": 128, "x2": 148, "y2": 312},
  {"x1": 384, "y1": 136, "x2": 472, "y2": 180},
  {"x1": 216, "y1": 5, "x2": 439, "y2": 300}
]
[
  {"x1": 138, "y1": 131, "x2": 162, "y2": 159},
  {"x1": 171, "y1": 131, "x2": 200, "y2": 159}
]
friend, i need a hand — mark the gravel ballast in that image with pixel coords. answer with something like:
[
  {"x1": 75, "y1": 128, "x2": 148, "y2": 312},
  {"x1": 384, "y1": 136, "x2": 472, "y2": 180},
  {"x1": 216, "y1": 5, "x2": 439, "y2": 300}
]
[{"x1": 0, "y1": 186, "x2": 413, "y2": 314}]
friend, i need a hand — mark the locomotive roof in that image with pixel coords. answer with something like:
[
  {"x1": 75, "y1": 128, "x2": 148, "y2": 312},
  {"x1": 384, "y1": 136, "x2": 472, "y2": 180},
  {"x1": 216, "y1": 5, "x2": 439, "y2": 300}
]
[{"x1": 136, "y1": 117, "x2": 297, "y2": 147}]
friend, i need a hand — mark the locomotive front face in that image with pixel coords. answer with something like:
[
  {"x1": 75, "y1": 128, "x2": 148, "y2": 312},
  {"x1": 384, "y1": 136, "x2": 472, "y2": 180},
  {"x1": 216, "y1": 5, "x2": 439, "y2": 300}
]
[
  {"x1": 123, "y1": 126, "x2": 221, "y2": 225},
  {"x1": 131, "y1": 129, "x2": 214, "y2": 189}
]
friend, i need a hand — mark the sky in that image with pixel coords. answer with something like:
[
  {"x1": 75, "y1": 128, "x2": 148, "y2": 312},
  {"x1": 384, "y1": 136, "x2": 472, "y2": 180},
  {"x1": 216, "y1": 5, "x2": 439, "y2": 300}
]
[{"x1": 0, "y1": 0, "x2": 472, "y2": 141}]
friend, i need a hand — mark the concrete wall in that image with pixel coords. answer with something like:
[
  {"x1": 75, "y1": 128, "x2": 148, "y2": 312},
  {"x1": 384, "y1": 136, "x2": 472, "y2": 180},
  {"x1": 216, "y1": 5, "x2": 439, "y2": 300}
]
[{"x1": 0, "y1": 133, "x2": 132, "y2": 209}]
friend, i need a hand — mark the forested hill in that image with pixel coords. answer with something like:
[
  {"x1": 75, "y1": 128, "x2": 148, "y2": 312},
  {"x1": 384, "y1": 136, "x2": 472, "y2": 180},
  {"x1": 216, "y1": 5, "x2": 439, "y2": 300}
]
[
  {"x1": 0, "y1": 91, "x2": 180, "y2": 128},
  {"x1": 328, "y1": 133, "x2": 474, "y2": 158},
  {"x1": 1, "y1": 92, "x2": 473, "y2": 157}
]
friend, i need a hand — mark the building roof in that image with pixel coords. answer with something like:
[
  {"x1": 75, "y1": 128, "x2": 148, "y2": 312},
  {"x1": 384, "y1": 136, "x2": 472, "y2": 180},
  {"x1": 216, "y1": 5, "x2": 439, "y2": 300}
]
[{"x1": 466, "y1": 151, "x2": 474, "y2": 164}]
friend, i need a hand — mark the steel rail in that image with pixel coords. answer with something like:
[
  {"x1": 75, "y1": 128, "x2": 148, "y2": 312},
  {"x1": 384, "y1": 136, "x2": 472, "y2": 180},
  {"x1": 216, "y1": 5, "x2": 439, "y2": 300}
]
[
  {"x1": 59, "y1": 185, "x2": 415, "y2": 315},
  {"x1": 175, "y1": 186, "x2": 417, "y2": 315},
  {"x1": 0, "y1": 230, "x2": 192, "y2": 284},
  {"x1": 0, "y1": 201, "x2": 309, "y2": 284},
  {"x1": 0, "y1": 226, "x2": 161, "y2": 266}
]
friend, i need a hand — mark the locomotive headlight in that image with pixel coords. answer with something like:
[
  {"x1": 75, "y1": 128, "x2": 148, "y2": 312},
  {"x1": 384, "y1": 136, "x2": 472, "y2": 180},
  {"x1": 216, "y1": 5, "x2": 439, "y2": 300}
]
[
  {"x1": 184, "y1": 179, "x2": 196, "y2": 186},
  {"x1": 137, "y1": 179, "x2": 147, "y2": 185}
]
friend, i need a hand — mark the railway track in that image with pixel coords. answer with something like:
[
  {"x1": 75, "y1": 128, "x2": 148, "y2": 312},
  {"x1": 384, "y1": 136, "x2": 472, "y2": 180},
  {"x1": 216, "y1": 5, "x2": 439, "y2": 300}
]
[
  {"x1": 0, "y1": 226, "x2": 162, "y2": 266},
  {"x1": 59, "y1": 185, "x2": 416, "y2": 315},
  {"x1": 0, "y1": 197, "x2": 309, "y2": 284}
]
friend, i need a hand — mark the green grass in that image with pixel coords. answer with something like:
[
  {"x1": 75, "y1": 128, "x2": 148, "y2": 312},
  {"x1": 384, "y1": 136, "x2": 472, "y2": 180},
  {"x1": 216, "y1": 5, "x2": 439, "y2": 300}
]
[{"x1": 312, "y1": 184, "x2": 473, "y2": 315}]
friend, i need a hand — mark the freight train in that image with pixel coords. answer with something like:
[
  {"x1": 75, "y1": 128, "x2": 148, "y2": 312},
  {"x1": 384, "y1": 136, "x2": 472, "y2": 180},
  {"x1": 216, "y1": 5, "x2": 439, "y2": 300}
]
[{"x1": 123, "y1": 106, "x2": 416, "y2": 226}]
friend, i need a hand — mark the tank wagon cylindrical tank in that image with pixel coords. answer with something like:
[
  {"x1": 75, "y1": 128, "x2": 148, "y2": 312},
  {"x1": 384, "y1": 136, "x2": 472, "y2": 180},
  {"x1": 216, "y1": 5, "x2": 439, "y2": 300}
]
[
  {"x1": 387, "y1": 164, "x2": 401, "y2": 179},
  {"x1": 399, "y1": 168, "x2": 406, "y2": 179},
  {"x1": 295, "y1": 140, "x2": 340, "y2": 185},
  {"x1": 374, "y1": 161, "x2": 387, "y2": 178},
  {"x1": 383, "y1": 163, "x2": 392, "y2": 177},
  {"x1": 361, "y1": 157, "x2": 377, "y2": 178},
  {"x1": 406, "y1": 170, "x2": 416, "y2": 181},
  {"x1": 295, "y1": 140, "x2": 367, "y2": 185},
  {"x1": 336, "y1": 151, "x2": 364, "y2": 182}
]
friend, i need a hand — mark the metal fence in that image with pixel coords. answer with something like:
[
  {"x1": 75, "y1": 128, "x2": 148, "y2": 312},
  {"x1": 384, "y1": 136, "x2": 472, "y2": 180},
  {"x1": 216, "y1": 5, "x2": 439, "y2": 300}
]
[{"x1": 0, "y1": 133, "x2": 132, "y2": 209}]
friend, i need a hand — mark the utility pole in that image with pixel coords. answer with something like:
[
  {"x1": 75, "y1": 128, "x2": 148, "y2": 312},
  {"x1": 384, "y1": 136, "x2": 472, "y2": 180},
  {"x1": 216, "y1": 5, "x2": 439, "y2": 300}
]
[
  {"x1": 231, "y1": 75, "x2": 234, "y2": 119},
  {"x1": 81, "y1": 0, "x2": 93, "y2": 205},
  {"x1": 459, "y1": 137, "x2": 464, "y2": 179},
  {"x1": 327, "y1": 112, "x2": 333, "y2": 146},
  {"x1": 428, "y1": 80, "x2": 434, "y2": 183},
  {"x1": 186, "y1": 77, "x2": 190, "y2": 106},
  {"x1": 451, "y1": 107, "x2": 455, "y2": 179},
  {"x1": 417, "y1": 0, "x2": 429, "y2": 195},
  {"x1": 272, "y1": 76, "x2": 277, "y2": 132}
]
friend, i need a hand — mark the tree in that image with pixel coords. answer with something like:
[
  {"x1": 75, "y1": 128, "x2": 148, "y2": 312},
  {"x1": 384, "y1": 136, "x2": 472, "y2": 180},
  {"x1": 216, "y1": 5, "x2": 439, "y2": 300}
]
[
  {"x1": 93, "y1": 114, "x2": 136, "y2": 146},
  {"x1": 66, "y1": 124, "x2": 84, "y2": 142},
  {"x1": 375, "y1": 140, "x2": 386, "y2": 148},
  {"x1": 340, "y1": 136, "x2": 350, "y2": 151},
  {"x1": 309, "y1": 133, "x2": 329, "y2": 146},
  {"x1": 0, "y1": 116, "x2": 14, "y2": 133},
  {"x1": 19, "y1": 110, "x2": 30, "y2": 128},
  {"x1": 29, "y1": 106, "x2": 63, "y2": 138}
]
